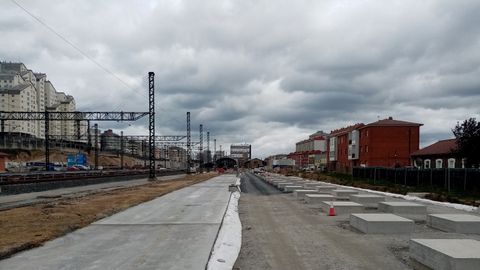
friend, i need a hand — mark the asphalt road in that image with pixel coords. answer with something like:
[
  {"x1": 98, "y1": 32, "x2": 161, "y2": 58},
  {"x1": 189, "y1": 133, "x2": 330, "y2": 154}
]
[{"x1": 235, "y1": 173, "x2": 411, "y2": 270}]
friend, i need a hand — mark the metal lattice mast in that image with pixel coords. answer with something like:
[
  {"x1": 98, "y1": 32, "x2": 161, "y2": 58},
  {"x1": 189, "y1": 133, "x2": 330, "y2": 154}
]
[
  {"x1": 207, "y1": 131, "x2": 210, "y2": 163},
  {"x1": 94, "y1": 123, "x2": 99, "y2": 169},
  {"x1": 148, "y1": 72, "x2": 155, "y2": 180},
  {"x1": 199, "y1": 124, "x2": 203, "y2": 167},
  {"x1": 186, "y1": 112, "x2": 191, "y2": 170},
  {"x1": 214, "y1": 139, "x2": 217, "y2": 162},
  {"x1": 44, "y1": 111, "x2": 50, "y2": 171},
  {"x1": 120, "y1": 131, "x2": 124, "y2": 170}
]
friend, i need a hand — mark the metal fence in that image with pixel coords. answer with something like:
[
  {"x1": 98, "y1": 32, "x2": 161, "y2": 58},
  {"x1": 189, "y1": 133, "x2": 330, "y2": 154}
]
[{"x1": 352, "y1": 167, "x2": 480, "y2": 193}]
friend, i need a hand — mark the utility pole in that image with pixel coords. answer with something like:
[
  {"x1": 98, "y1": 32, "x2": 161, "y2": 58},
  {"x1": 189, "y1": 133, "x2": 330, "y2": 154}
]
[
  {"x1": 120, "y1": 131, "x2": 124, "y2": 170},
  {"x1": 199, "y1": 124, "x2": 203, "y2": 169},
  {"x1": 148, "y1": 72, "x2": 156, "y2": 180},
  {"x1": 214, "y1": 138, "x2": 217, "y2": 163},
  {"x1": 94, "y1": 123, "x2": 99, "y2": 170},
  {"x1": 207, "y1": 131, "x2": 210, "y2": 163},
  {"x1": 186, "y1": 112, "x2": 191, "y2": 171}
]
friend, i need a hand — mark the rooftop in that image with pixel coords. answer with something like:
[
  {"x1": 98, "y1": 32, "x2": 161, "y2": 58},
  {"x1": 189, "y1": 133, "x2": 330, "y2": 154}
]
[
  {"x1": 411, "y1": 139, "x2": 457, "y2": 156},
  {"x1": 361, "y1": 117, "x2": 423, "y2": 128}
]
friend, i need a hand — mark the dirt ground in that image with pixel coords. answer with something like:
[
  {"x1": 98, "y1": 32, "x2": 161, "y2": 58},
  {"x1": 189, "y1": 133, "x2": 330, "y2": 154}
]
[
  {"x1": 234, "y1": 173, "x2": 480, "y2": 270},
  {"x1": 0, "y1": 172, "x2": 217, "y2": 259}
]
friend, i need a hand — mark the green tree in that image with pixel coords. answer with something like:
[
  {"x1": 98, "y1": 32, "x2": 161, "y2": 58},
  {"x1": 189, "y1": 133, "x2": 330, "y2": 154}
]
[{"x1": 452, "y1": 118, "x2": 480, "y2": 167}]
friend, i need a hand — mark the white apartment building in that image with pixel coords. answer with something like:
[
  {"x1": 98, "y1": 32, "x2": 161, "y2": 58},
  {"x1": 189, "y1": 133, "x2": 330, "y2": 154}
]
[{"x1": 0, "y1": 62, "x2": 86, "y2": 140}]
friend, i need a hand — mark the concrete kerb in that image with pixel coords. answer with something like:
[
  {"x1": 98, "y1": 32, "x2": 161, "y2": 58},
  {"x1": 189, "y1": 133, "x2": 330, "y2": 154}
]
[{"x1": 206, "y1": 177, "x2": 242, "y2": 270}]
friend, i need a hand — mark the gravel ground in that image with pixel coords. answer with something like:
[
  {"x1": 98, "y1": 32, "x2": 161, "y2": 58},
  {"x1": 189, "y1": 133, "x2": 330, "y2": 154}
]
[{"x1": 234, "y1": 173, "x2": 480, "y2": 270}]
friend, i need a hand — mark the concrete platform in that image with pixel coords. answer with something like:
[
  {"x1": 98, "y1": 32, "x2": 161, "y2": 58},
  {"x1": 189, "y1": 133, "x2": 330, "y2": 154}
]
[
  {"x1": 0, "y1": 175, "x2": 238, "y2": 270},
  {"x1": 305, "y1": 194, "x2": 335, "y2": 204},
  {"x1": 410, "y1": 239, "x2": 480, "y2": 270},
  {"x1": 349, "y1": 194, "x2": 385, "y2": 208},
  {"x1": 293, "y1": 189, "x2": 318, "y2": 200},
  {"x1": 378, "y1": 202, "x2": 427, "y2": 220},
  {"x1": 350, "y1": 213, "x2": 414, "y2": 234},
  {"x1": 316, "y1": 186, "x2": 337, "y2": 194},
  {"x1": 320, "y1": 201, "x2": 364, "y2": 215},
  {"x1": 332, "y1": 189, "x2": 358, "y2": 199},
  {"x1": 427, "y1": 214, "x2": 480, "y2": 234},
  {"x1": 283, "y1": 185, "x2": 303, "y2": 193}
]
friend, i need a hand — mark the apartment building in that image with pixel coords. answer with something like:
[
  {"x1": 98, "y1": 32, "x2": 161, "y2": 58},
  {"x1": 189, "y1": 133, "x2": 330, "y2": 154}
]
[
  {"x1": 327, "y1": 117, "x2": 422, "y2": 172},
  {"x1": 0, "y1": 62, "x2": 85, "y2": 140},
  {"x1": 289, "y1": 130, "x2": 329, "y2": 170}
]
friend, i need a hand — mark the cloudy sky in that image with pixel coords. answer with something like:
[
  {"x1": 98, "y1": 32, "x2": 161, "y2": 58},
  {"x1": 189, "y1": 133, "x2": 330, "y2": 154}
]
[{"x1": 2, "y1": 0, "x2": 480, "y2": 158}]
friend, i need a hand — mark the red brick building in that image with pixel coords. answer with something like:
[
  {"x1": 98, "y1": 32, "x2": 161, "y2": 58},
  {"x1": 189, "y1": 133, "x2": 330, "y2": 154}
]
[
  {"x1": 327, "y1": 117, "x2": 422, "y2": 172},
  {"x1": 358, "y1": 117, "x2": 422, "y2": 168},
  {"x1": 289, "y1": 131, "x2": 328, "y2": 170},
  {"x1": 328, "y1": 124, "x2": 364, "y2": 172},
  {"x1": 0, "y1": 152, "x2": 8, "y2": 173}
]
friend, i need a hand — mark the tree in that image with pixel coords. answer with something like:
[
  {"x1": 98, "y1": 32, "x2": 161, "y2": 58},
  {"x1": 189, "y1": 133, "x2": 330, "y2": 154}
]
[{"x1": 452, "y1": 118, "x2": 480, "y2": 167}]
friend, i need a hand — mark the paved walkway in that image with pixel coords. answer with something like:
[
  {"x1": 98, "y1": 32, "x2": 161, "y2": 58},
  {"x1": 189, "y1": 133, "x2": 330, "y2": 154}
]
[{"x1": 0, "y1": 174, "x2": 237, "y2": 270}]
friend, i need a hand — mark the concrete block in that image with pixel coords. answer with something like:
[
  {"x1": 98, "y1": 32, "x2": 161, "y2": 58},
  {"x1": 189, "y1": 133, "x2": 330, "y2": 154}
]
[
  {"x1": 378, "y1": 202, "x2": 427, "y2": 220},
  {"x1": 320, "y1": 201, "x2": 364, "y2": 215},
  {"x1": 305, "y1": 194, "x2": 335, "y2": 204},
  {"x1": 316, "y1": 186, "x2": 337, "y2": 194},
  {"x1": 303, "y1": 182, "x2": 323, "y2": 189},
  {"x1": 427, "y1": 214, "x2": 480, "y2": 234},
  {"x1": 410, "y1": 239, "x2": 480, "y2": 270},
  {"x1": 276, "y1": 182, "x2": 294, "y2": 189},
  {"x1": 293, "y1": 189, "x2": 318, "y2": 200},
  {"x1": 349, "y1": 194, "x2": 385, "y2": 208},
  {"x1": 283, "y1": 185, "x2": 303, "y2": 193},
  {"x1": 350, "y1": 214, "x2": 414, "y2": 234},
  {"x1": 332, "y1": 189, "x2": 358, "y2": 199}
]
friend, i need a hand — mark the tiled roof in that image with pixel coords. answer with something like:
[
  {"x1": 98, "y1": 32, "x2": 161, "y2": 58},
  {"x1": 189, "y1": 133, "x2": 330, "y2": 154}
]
[
  {"x1": 411, "y1": 139, "x2": 457, "y2": 156},
  {"x1": 330, "y1": 123, "x2": 365, "y2": 136},
  {"x1": 361, "y1": 117, "x2": 422, "y2": 128}
]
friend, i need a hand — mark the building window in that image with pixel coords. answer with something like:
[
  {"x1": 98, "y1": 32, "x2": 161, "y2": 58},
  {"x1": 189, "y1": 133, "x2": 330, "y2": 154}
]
[
  {"x1": 448, "y1": 158, "x2": 456, "y2": 168},
  {"x1": 424, "y1": 159, "x2": 431, "y2": 169},
  {"x1": 435, "y1": 159, "x2": 443, "y2": 168}
]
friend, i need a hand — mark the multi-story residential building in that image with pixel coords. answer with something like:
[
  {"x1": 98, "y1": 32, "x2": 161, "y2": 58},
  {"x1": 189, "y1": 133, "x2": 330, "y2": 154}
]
[
  {"x1": 0, "y1": 61, "x2": 86, "y2": 141},
  {"x1": 328, "y1": 124, "x2": 364, "y2": 172},
  {"x1": 289, "y1": 131, "x2": 329, "y2": 170},
  {"x1": 327, "y1": 117, "x2": 422, "y2": 172},
  {"x1": 357, "y1": 117, "x2": 421, "y2": 168}
]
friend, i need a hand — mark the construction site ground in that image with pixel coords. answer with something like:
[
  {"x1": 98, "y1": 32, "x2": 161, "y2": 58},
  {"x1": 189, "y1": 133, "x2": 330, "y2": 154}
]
[
  {"x1": 234, "y1": 173, "x2": 480, "y2": 270},
  {"x1": 0, "y1": 172, "x2": 216, "y2": 260}
]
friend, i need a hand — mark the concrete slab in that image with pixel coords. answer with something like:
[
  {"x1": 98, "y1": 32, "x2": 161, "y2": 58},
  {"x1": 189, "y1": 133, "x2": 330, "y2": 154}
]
[
  {"x1": 0, "y1": 175, "x2": 237, "y2": 270},
  {"x1": 349, "y1": 194, "x2": 385, "y2": 208},
  {"x1": 350, "y1": 213, "x2": 414, "y2": 234},
  {"x1": 283, "y1": 185, "x2": 303, "y2": 193},
  {"x1": 305, "y1": 194, "x2": 335, "y2": 204},
  {"x1": 427, "y1": 214, "x2": 480, "y2": 234},
  {"x1": 293, "y1": 189, "x2": 318, "y2": 200},
  {"x1": 410, "y1": 239, "x2": 480, "y2": 270},
  {"x1": 303, "y1": 182, "x2": 323, "y2": 189},
  {"x1": 316, "y1": 186, "x2": 337, "y2": 194},
  {"x1": 276, "y1": 182, "x2": 294, "y2": 189},
  {"x1": 332, "y1": 189, "x2": 358, "y2": 200},
  {"x1": 320, "y1": 201, "x2": 364, "y2": 215},
  {"x1": 378, "y1": 202, "x2": 427, "y2": 220}
]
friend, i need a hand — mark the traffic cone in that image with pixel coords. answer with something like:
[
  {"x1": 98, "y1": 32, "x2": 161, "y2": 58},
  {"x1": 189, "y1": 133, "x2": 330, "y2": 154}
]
[{"x1": 328, "y1": 201, "x2": 336, "y2": 216}]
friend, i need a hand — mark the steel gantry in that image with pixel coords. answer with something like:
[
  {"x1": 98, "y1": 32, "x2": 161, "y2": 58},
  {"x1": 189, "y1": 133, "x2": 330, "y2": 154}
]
[
  {"x1": 0, "y1": 111, "x2": 148, "y2": 171},
  {"x1": 186, "y1": 112, "x2": 191, "y2": 170}
]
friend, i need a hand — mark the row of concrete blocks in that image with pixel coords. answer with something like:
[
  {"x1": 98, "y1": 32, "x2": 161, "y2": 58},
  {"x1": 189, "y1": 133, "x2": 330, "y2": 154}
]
[{"x1": 263, "y1": 174, "x2": 480, "y2": 270}]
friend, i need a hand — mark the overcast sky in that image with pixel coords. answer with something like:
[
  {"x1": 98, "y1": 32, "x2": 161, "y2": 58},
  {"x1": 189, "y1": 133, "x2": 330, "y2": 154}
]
[{"x1": 2, "y1": 0, "x2": 480, "y2": 158}]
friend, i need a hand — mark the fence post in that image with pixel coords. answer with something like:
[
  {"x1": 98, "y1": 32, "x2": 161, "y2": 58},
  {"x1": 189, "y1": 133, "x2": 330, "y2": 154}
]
[
  {"x1": 464, "y1": 168, "x2": 467, "y2": 191},
  {"x1": 374, "y1": 167, "x2": 376, "y2": 185},
  {"x1": 447, "y1": 168, "x2": 450, "y2": 193},
  {"x1": 430, "y1": 169, "x2": 433, "y2": 187},
  {"x1": 404, "y1": 167, "x2": 407, "y2": 186},
  {"x1": 394, "y1": 169, "x2": 397, "y2": 185}
]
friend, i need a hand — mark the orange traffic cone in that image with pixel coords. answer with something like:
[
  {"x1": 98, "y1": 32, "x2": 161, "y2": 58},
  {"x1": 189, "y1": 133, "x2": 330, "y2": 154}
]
[{"x1": 328, "y1": 201, "x2": 336, "y2": 216}]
